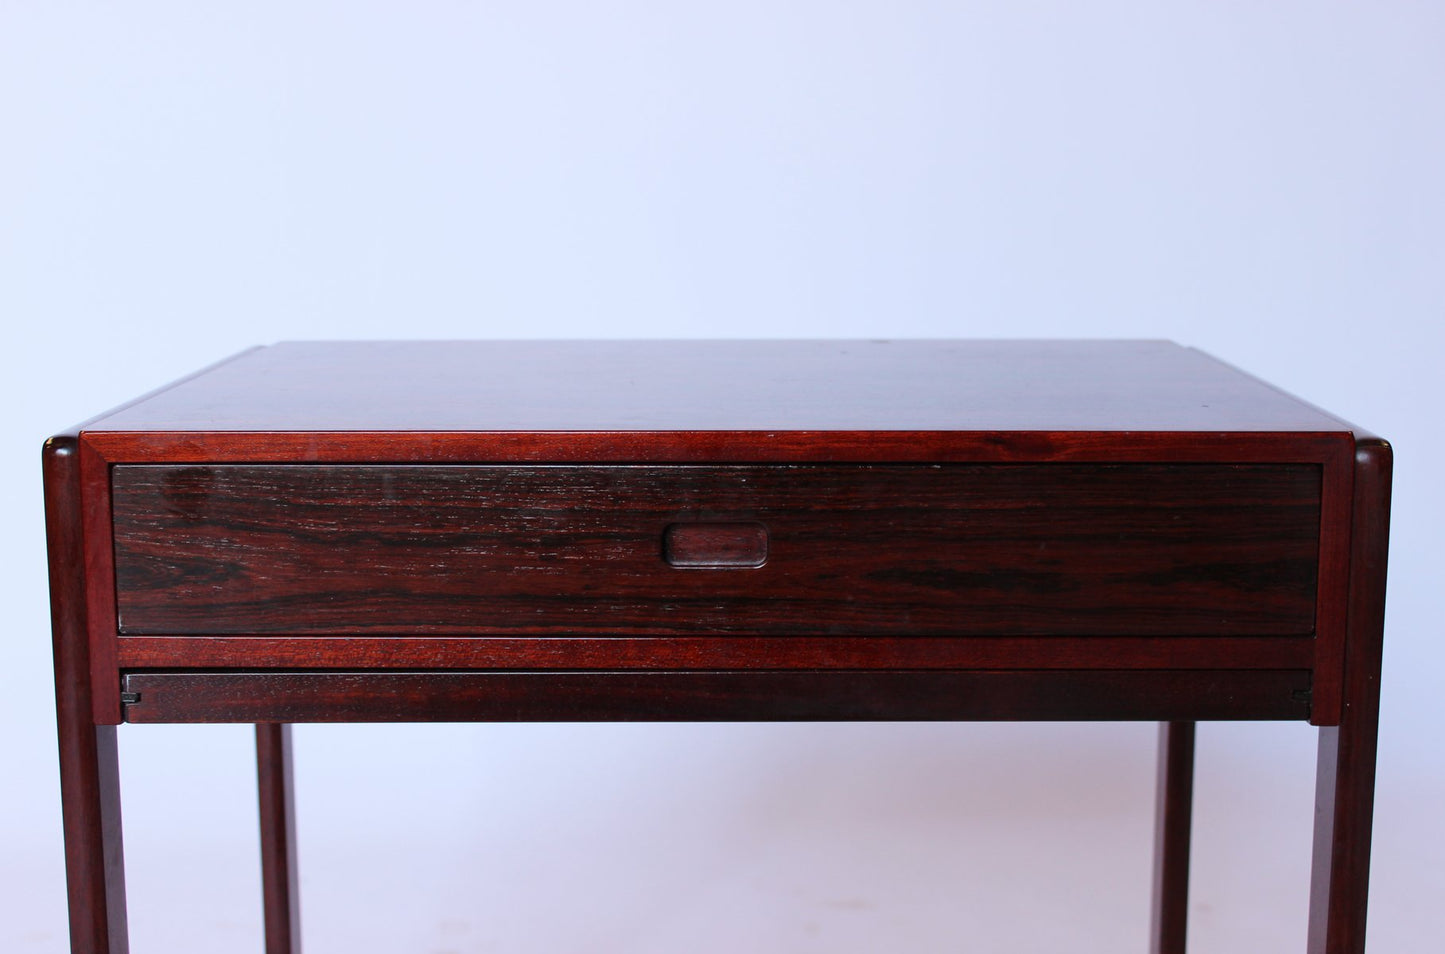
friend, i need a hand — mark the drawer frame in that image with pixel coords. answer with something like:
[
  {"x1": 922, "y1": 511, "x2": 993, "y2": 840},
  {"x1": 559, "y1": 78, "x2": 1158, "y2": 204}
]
[{"x1": 74, "y1": 428, "x2": 1357, "y2": 727}]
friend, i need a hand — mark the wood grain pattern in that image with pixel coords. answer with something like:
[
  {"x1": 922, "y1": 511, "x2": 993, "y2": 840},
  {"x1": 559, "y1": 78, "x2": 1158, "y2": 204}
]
[
  {"x1": 111, "y1": 463, "x2": 1322, "y2": 638},
  {"x1": 59, "y1": 348, "x2": 265, "y2": 724},
  {"x1": 119, "y1": 670, "x2": 1313, "y2": 724},
  {"x1": 114, "y1": 635, "x2": 1316, "y2": 672}
]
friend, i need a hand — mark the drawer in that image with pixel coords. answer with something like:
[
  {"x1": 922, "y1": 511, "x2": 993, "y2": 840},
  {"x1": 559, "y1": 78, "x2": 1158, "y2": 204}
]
[{"x1": 111, "y1": 464, "x2": 1320, "y2": 637}]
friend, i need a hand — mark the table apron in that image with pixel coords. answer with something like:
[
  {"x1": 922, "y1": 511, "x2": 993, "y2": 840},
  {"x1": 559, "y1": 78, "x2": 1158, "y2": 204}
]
[{"x1": 119, "y1": 669, "x2": 1312, "y2": 724}]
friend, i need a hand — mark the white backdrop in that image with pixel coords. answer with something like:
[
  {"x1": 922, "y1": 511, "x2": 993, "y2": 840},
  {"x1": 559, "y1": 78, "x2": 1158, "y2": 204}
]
[{"x1": 2, "y1": 3, "x2": 1441, "y2": 951}]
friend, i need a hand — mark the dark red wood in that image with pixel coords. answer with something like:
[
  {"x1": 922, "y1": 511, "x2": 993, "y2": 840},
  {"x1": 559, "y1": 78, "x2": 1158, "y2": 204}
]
[
  {"x1": 256, "y1": 724, "x2": 301, "y2": 954},
  {"x1": 110, "y1": 463, "x2": 1321, "y2": 638},
  {"x1": 1151, "y1": 721, "x2": 1196, "y2": 954},
  {"x1": 75, "y1": 343, "x2": 1357, "y2": 471},
  {"x1": 118, "y1": 670, "x2": 1313, "y2": 724},
  {"x1": 1307, "y1": 437, "x2": 1391, "y2": 953},
  {"x1": 114, "y1": 635, "x2": 1316, "y2": 672},
  {"x1": 47, "y1": 340, "x2": 1388, "y2": 952},
  {"x1": 45, "y1": 435, "x2": 129, "y2": 954},
  {"x1": 1310, "y1": 442, "x2": 1357, "y2": 726},
  {"x1": 64, "y1": 350, "x2": 263, "y2": 725},
  {"x1": 78, "y1": 440, "x2": 121, "y2": 724},
  {"x1": 83, "y1": 427, "x2": 1351, "y2": 466}
]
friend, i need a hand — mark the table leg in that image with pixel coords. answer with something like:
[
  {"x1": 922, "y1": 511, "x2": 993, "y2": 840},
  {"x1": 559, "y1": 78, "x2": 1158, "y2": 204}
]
[
  {"x1": 56, "y1": 720, "x2": 129, "y2": 954},
  {"x1": 1308, "y1": 721, "x2": 1379, "y2": 954},
  {"x1": 47, "y1": 436, "x2": 129, "y2": 954},
  {"x1": 1150, "y1": 720, "x2": 1195, "y2": 954},
  {"x1": 1306, "y1": 438, "x2": 1391, "y2": 954},
  {"x1": 257, "y1": 724, "x2": 302, "y2": 954}
]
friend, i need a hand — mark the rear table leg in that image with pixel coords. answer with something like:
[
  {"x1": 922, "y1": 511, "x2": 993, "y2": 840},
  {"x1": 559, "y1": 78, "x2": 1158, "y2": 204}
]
[
  {"x1": 257, "y1": 724, "x2": 301, "y2": 954},
  {"x1": 1150, "y1": 720, "x2": 1195, "y2": 954}
]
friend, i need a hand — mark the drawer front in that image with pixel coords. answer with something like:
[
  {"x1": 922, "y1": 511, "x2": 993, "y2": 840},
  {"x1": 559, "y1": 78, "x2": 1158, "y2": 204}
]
[{"x1": 111, "y1": 464, "x2": 1320, "y2": 637}]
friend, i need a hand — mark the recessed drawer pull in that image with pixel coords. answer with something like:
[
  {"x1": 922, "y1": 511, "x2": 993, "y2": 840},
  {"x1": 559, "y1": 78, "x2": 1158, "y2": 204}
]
[{"x1": 663, "y1": 522, "x2": 769, "y2": 569}]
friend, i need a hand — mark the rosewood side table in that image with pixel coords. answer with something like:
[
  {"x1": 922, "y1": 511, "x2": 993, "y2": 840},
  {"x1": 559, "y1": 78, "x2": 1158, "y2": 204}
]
[{"x1": 43, "y1": 340, "x2": 1391, "y2": 953}]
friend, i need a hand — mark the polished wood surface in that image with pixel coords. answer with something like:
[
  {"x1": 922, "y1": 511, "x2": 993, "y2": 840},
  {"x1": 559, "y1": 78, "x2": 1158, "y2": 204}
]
[
  {"x1": 1307, "y1": 437, "x2": 1392, "y2": 954},
  {"x1": 81, "y1": 427, "x2": 1353, "y2": 466},
  {"x1": 83, "y1": 340, "x2": 1349, "y2": 434},
  {"x1": 44, "y1": 436, "x2": 129, "y2": 954},
  {"x1": 113, "y1": 634, "x2": 1316, "y2": 671},
  {"x1": 72, "y1": 340, "x2": 1361, "y2": 725},
  {"x1": 256, "y1": 725, "x2": 300, "y2": 954},
  {"x1": 111, "y1": 463, "x2": 1320, "y2": 638},
  {"x1": 119, "y1": 670, "x2": 1313, "y2": 724},
  {"x1": 662, "y1": 521, "x2": 769, "y2": 568}
]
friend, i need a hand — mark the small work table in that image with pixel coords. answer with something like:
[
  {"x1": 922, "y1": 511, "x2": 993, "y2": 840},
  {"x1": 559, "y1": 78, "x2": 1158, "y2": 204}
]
[{"x1": 44, "y1": 340, "x2": 1391, "y2": 953}]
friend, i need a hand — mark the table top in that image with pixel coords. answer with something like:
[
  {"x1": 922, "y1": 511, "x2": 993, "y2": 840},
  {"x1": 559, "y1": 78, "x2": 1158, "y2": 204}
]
[{"x1": 84, "y1": 339, "x2": 1349, "y2": 435}]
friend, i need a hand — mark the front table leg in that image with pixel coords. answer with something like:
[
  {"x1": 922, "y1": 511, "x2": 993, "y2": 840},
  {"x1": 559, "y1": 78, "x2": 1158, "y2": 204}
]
[
  {"x1": 257, "y1": 724, "x2": 302, "y2": 954},
  {"x1": 1307, "y1": 438, "x2": 1391, "y2": 954},
  {"x1": 1308, "y1": 720, "x2": 1379, "y2": 954},
  {"x1": 1150, "y1": 720, "x2": 1195, "y2": 954},
  {"x1": 47, "y1": 435, "x2": 129, "y2": 954},
  {"x1": 56, "y1": 720, "x2": 129, "y2": 954}
]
